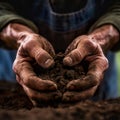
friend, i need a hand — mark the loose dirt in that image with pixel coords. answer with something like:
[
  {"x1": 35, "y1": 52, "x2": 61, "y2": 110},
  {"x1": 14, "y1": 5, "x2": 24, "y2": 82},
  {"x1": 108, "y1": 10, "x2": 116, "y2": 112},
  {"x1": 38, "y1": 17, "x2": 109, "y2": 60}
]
[{"x1": 0, "y1": 53, "x2": 120, "y2": 120}]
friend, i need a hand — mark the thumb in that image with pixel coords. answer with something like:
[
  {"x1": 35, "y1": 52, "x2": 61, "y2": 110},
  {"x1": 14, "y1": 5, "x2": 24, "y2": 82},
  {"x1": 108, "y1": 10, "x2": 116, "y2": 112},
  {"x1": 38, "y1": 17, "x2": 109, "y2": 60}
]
[{"x1": 63, "y1": 49, "x2": 83, "y2": 66}]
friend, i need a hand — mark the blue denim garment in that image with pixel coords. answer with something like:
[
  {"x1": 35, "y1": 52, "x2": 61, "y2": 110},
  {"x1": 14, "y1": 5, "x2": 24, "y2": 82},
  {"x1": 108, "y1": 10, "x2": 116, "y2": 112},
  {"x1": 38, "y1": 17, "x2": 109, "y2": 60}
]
[
  {"x1": 0, "y1": 0, "x2": 118, "y2": 99},
  {"x1": 92, "y1": 52, "x2": 118, "y2": 101},
  {"x1": 0, "y1": 49, "x2": 16, "y2": 82},
  {"x1": 104, "y1": 53, "x2": 118, "y2": 99}
]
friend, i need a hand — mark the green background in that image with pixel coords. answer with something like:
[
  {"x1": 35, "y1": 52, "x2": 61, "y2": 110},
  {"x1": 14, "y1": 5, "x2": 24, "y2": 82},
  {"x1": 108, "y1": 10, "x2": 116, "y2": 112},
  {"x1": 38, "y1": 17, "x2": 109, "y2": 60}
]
[{"x1": 116, "y1": 52, "x2": 120, "y2": 96}]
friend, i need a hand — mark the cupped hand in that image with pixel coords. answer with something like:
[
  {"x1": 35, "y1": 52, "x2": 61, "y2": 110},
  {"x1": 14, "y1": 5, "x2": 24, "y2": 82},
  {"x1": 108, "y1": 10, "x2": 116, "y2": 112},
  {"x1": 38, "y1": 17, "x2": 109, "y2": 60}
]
[
  {"x1": 12, "y1": 32, "x2": 61, "y2": 106},
  {"x1": 62, "y1": 35, "x2": 108, "y2": 102}
]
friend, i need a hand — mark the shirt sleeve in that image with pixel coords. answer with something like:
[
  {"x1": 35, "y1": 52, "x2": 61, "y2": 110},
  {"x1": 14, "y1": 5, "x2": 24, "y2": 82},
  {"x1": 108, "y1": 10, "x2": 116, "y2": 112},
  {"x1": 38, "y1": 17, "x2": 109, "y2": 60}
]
[
  {"x1": 89, "y1": 0, "x2": 120, "y2": 51},
  {"x1": 0, "y1": 2, "x2": 38, "y2": 32}
]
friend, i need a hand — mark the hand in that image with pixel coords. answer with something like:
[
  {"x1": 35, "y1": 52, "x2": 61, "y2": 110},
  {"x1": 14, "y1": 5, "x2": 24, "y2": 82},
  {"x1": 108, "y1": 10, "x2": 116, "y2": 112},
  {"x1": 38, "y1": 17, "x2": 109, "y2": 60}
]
[
  {"x1": 62, "y1": 25, "x2": 119, "y2": 102},
  {"x1": 0, "y1": 23, "x2": 61, "y2": 106},
  {"x1": 15, "y1": 33, "x2": 63, "y2": 105}
]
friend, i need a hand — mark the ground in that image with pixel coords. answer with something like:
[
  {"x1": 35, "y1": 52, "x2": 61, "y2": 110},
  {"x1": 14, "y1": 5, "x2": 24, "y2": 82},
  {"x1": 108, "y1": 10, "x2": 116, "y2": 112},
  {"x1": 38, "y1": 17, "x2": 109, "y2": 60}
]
[{"x1": 0, "y1": 53, "x2": 120, "y2": 120}]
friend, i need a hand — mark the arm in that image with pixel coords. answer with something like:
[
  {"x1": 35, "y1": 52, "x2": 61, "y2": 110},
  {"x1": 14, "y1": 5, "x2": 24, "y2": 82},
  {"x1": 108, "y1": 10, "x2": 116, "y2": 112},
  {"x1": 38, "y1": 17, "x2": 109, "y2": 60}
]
[
  {"x1": 0, "y1": 2, "x2": 60, "y2": 106},
  {"x1": 62, "y1": 0, "x2": 120, "y2": 102},
  {"x1": 89, "y1": 0, "x2": 120, "y2": 51},
  {"x1": 0, "y1": 2, "x2": 38, "y2": 49}
]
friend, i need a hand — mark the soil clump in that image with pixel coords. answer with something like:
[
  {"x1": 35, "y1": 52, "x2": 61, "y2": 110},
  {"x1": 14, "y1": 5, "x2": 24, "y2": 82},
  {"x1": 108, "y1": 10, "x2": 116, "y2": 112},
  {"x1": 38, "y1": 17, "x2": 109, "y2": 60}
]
[
  {"x1": 0, "y1": 53, "x2": 120, "y2": 120},
  {"x1": 0, "y1": 81, "x2": 120, "y2": 120}
]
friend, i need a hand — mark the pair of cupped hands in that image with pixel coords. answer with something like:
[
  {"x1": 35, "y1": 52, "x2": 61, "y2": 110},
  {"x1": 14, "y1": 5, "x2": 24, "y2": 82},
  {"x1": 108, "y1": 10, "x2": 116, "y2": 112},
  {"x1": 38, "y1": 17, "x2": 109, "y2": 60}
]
[{"x1": 1, "y1": 23, "x2": 118, "y2": 106}]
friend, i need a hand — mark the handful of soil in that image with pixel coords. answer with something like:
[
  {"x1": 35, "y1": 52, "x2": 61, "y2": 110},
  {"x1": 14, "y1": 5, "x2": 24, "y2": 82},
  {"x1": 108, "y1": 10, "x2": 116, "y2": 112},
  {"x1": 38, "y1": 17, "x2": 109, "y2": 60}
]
[{"x1": 34, "y1": 53, "x2": 87, "y2": 93}]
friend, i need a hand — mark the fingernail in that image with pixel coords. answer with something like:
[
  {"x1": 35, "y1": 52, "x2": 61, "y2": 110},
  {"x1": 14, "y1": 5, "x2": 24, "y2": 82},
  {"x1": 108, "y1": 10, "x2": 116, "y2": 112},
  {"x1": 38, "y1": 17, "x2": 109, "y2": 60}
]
[
  {"x1": 49, "y1": 84, "x2": 57, "y2": 90},
  {"x1": 64, "y1": 57, "x2": 72, "y2": 65},
  {"x1": 45, "y1": 59, "x2": 54, "y2": 68}
]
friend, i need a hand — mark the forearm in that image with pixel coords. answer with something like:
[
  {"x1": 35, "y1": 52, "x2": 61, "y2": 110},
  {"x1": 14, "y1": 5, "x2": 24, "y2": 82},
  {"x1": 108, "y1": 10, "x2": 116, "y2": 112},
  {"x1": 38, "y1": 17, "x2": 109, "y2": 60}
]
[
  {"x1": 0, "y1": 2, "x2": 38, "y2": 49},
  {"x1": 89, "y1": 0, "x2": 120, "y2": 52},
  {"x1": 0, "y1": 23, "x2": 36, "y2": 49},
  {"x1": 89, "y1": 25, "x2": 119, "y2": 53}
]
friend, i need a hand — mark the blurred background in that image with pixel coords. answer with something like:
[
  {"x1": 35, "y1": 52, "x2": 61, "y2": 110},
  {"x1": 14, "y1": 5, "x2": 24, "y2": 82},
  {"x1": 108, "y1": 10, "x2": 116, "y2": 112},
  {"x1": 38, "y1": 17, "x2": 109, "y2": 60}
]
[{"x1": 116, "y1": 52, "x2": 120, "y2": 96}]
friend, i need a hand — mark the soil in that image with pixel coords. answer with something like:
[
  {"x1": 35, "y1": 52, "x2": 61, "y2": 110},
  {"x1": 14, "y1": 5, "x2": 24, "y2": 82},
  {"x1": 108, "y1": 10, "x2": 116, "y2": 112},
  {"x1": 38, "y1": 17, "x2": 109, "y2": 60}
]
[
  {"x1": 33, "y1": 52, "x2": 87, "y2": 104},
  {"x1": 0, "y1": 81, "x2": 120, "y2": 120},
  {"x1": 34, "y1": 52, "x2": 87, "y2": 94},
  {"x1": 0, "y1": 53, "x2": 120, "y2": 120}
]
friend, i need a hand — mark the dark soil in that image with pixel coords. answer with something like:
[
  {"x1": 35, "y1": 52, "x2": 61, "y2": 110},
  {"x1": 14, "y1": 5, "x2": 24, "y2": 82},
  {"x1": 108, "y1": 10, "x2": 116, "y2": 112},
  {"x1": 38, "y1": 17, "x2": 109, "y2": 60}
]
[
  {"x1": 33, "y1": 52, "x2": 87, "y2": 105},
  {"x1": 34, "y1": 52, "x2": 87, "y2": 93},
  {"x1": 0, "y1": 53, "x2": 120, "y2": 120},
  {"x1": 0, "y1": 81, "x2": 120, "y2": 120}
]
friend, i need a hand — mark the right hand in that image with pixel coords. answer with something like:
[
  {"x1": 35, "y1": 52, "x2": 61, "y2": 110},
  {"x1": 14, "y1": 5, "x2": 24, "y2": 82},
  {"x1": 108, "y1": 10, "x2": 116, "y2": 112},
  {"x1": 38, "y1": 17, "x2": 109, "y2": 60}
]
[{"x1": 0, "y1": 23, "x2": 61, "y2": 106}]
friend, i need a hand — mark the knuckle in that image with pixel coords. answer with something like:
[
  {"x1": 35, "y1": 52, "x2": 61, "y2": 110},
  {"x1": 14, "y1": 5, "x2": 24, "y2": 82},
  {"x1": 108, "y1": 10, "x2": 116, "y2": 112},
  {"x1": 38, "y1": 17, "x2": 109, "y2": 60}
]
[
  {"x1": 100, "y1": 56, "x2": 109, "y2": 69},
  {"x1": 72, "y1": 49, "x2": 82, "y2": 59},
  {"x1": 23, "y1": 38, "x2": 35, "y2": 50},
  {"x1": 23, "y1": 78, "x2": 29, "y2": 86},
  {"x1": 35, "y1": 50, "x2": 46, "y2": 60},
  {"x1": 28, "y1": 92, "x2": 36, "y2": 99},
  {"x1": 12, "y1": 60, "x2": 20, "y2": 73},
  {"x1": 22, "y1": 86, "x2": 36, "y2": 99},
  {"x1": 22, "y1": 34, "x2": 40, "y2": 50},
  {"x1": 23, "y1": 75, "x2": 35, "y2": 87},
  {"x1": 12, "y1": 61, "x2": 17, "y2": 72},
  {"x1": 83, "y1": 38, "x2": 98, "y2": 51},
  {"x1": 103, "y1": 57, "x2": 109, "y2": 67}
]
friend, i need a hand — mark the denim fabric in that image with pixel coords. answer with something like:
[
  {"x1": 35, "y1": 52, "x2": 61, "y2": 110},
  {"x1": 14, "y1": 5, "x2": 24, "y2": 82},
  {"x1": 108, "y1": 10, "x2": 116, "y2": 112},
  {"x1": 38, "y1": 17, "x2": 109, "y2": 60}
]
[
  {"x1": 0, "y1": 49, "x2": 16, "y2": 82},
  {"x1": 104, "y1": 52, "x2": 118, "y2": 99},
  {"x1": 31, "y1": 0, "x2": 110, "y2": 32},
  {"x1": 0, "y1": 0, "x2": 118, "y2": 99},
  {"x1": 92, "y1": 52, "x2": 118, "y2": 100}
]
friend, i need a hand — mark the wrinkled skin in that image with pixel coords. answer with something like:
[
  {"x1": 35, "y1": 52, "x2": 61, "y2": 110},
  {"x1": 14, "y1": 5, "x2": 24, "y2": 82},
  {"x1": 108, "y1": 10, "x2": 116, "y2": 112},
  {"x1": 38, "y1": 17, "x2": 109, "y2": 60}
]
[
  {"x1": 62, "y1": 35, "x2": 108, "y2": 102},
  {"x1": 13, "y1": 33, "x2": 63, "y2": 105},
  {"x1": 0, "y1": 23, "x2": 61, "y2": 106},
  {"x1": 62, "y1": 25, "x2": 119, "y2": 102},
  {"x1": 0, "y1": 23, "x2": 119, "y2": 105}
]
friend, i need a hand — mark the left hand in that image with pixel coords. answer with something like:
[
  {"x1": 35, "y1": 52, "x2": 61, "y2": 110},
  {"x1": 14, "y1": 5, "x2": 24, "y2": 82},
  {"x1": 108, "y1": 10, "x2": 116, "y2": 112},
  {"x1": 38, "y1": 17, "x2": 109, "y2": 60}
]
[
  {"x1": 62, "y1": 35, "x2": 108, "y2": 102},
  {"x1": 62, "y1": 25, "x2": 119, "y2": 102}
]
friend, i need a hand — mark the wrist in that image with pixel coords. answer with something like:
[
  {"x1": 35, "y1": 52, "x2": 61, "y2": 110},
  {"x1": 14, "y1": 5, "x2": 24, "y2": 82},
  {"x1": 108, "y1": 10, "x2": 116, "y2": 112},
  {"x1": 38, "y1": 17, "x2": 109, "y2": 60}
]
[
  {"x1": 89, "y1": 25, "x2": 119, "y2": 52},
  {"x1": 0, "y1": 23, "x2": 35, "y2": 49}
]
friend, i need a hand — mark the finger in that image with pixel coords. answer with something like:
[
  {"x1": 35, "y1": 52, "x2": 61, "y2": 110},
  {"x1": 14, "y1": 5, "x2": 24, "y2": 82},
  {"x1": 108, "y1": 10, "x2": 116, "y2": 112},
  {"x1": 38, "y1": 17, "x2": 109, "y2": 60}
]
[
  {"x1": 67, "y1": 56, "x2": 108, "y2": 91},
  {"x1": 86, "y1": 55, "x2": 108, "y2": 86},
  {"x1": 63, "y1": 49, "x2": 83, "y2": 66},
  {"x1": 21, "y1": 37, "x2": 55, "y2": 68},
  {"x1": 67, "y1": 75, "x2": 98, "y2": 91},
  {"x1": 87, "y1": 55, "x2": 108, "y2": 76},
  {"x1": 63, "y1": 36, "x2": 97, "y2": 66},
  {"x1": 13, "y1": 59, "x2": 57, "y2": 91},
  {"x1": 28, "y1": 46, "x2": 54, "y2": 68},
  {"x1": 22, "y1": 85, "x2": 62, "y2": 106},
  {"x1": 63, "y1": 86, "x2": 97, "y2": 102}
]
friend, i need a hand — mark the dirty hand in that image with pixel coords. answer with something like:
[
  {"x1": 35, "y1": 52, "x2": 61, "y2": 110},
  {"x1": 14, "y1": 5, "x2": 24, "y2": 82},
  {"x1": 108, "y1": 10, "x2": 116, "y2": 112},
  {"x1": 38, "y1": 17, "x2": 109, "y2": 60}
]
[
  {"x1": 0, "y1": 23, "x2": 60, "y2": 106},
  {"x1": 63, "y1": 25, "x2": 119, "y2": 102}
]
